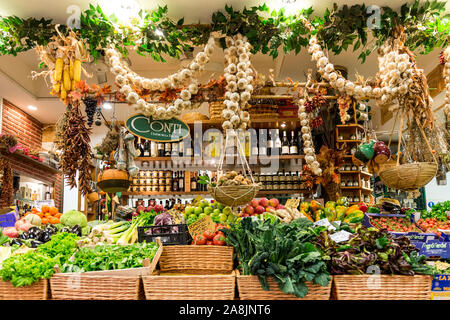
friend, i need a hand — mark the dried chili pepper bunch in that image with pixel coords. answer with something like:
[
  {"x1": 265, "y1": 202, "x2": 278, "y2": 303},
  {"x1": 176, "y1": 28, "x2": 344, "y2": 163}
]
[
  {"x1": 310, "y1": 116, "x2": 323, "y2": 128},
  {"x1": 305, "y1": 92, "x2": 327, "y2": 113},
  {"x1": 59, "y1": 103, "x2": 92, "y2": 195},
  {"x1": 440, "y1": 51, "x2": 446, "y2": 65},
  {"x1": 0, "y1": 157, "x2": 13, "y2": 208}
]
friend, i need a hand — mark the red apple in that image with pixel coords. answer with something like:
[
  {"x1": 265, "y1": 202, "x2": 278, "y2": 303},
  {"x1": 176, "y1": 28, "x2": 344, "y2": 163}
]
[
  {"x1": 259, "y1": 197, "x2": 269, "y2": 207},
  {"x1": 266, "y1": 206, "x2": 275, "y2": 212},
  {"x1": 268, "y1": 198, "x2": 279, "y2": 207},
  {"x1": 132, "y1": 211, "x2": 140, "y2": 217},
  {"x1": 244, "y1": 205, "x2": 255, "y2": 215},
  {"x1": 250, "y1": 198, "x2": 259, "y2": 208},
  {"x1": 276, "y1": 204, "x2": 285, "y2": 210},
  {"x1": 254, "y1": 205, "x2": 265, "y2": 215},
  {"x1": 147, "y1": 205, "x2": 155, "y2": 212},
  {"x1": 154, "y1": 204, "x2": 164, "y2": 213}
]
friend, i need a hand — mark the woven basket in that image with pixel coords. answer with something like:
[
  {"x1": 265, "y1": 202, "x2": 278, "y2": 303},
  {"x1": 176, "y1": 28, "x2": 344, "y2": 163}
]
[
  {"x1": 208, "y1": 184, "x2": 260, "y2": 207},
  {"x1": 379, "y1": 162, "x2": 437, "y2": 191},
  {"x1": 0, "y1": 279, "x2": 49, "y2": 300},
  {"x1": 333, "y1": 275, "x2": 432, "y2": 300},
  {"x1": 50, "y1": 243, "x2": 162, "y2": 300},
  {"x1": 236, "y1": 270, "x2": 332, "y2": 300},
  {"x1": 143, "y1": 271, "x2": 236, "y2": 300},
  {"x1": 159, "y1": 245, "x2": 234, "y2": 274},
  {"x1": 209, "y1": 101, "x2": 225, "y2": 120}
]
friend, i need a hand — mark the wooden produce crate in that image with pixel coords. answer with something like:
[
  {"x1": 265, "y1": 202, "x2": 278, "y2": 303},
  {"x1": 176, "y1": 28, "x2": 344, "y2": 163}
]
[
  {"x1": 0, "y1": 279, "x2": 49, "y2": 300},
  {"x1": 143, "y1": 271, "x2": 236, "y2": 300},
  {"x1": 158, "y1": 245, "x2": 234, "y2": 274},
  {"x1": 333, "y1": 275, "x2": 432, "y2": 300},
  {"x1": 49, "y1": 241, "x2": 163, "y2": 300},
  {"x1": 236, "y1": 270, "x2": 332, "y2": 300}
]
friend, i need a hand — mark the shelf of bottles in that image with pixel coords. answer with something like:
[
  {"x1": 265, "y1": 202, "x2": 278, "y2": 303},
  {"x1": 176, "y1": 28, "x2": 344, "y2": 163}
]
[{"x1": 335, "y1": 101, "x2": 373, "y2": 204}]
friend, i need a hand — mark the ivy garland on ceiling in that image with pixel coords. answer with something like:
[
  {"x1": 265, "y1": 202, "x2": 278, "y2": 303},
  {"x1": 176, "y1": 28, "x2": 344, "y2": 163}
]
[{"x1": 0, "y1": 1, "x2": 449, "y2": 63}]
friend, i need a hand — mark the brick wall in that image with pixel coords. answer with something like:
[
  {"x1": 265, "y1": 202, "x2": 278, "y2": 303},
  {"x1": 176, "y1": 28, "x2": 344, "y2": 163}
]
[{"x1": 1, "y1": 99, "x2": 63, "y2": 211}]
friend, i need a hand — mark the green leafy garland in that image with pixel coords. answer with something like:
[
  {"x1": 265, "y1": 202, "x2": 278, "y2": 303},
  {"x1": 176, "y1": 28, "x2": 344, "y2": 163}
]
[{"x1": 0, "y1": 1, "x2": 449, "y2": 63}]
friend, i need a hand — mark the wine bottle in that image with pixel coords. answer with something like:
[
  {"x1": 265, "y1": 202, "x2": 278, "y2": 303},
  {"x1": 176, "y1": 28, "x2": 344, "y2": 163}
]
[
  {"x1": 267, "y1": 129, "x2": 274, "y2": 156},
  {"x1": 178, "y1": 139, "x2": 184, "y2": 157},
  {"x1": 137, "y1": 137, "x2": 144, "y2": 157},
  {"x1": 172, "y1": 171, "x2": 178, "y2": 192},
  {"x1": 157, "y1": 141, "x2": 165, "y2": 157},
  {"x1": 191, "y1": 172, "x2": 197, "y2": 191},
  {"x1": 185, "y1": 137, "x2": 193, "y2": 157},
  {"x1": 178, "y1": 171, "x2": 185, "y2": 191},
  {"x1": 297, "y1": 130, "x2": 303, "y2": 155},
  {"x1": 150, "y1": 141, "x2": 158, "y2": 157},
  {"x1": 171, "y1": 141, "x2": 179, "y2": 157},
  {"x1": 142, "y1": 138, "x2": 150, "y2": 157},
  {"x1": 259, "y1": 129, "x2": 267, "y2": 156},
  {"x1": 281, "y1": 130, "x2": 290, "y2": 155},
  {"x1": 289, "y1": 130, "x2": 298, "y2": 155},
  {"x1": 251, "y1": 130, "x2": 259, "y2": 157},
  {"x1": 164, "y1": 142, "x2": 172, "y2": 157},
  {"x1": 273, "y1": 129, "x2": 281, "y2": 156}
]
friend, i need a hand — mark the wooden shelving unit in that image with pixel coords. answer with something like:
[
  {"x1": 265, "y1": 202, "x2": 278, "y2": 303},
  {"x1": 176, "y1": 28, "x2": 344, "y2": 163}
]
[
  {"x1": 1, "y1": 150, "x2": 60, "y2": 174},
  {"x1": 335, "y1": 114, "x2": 373, "y2": 203},
  {"x1": 123, "y1": 189, "x2": 312, "y2": 197}
]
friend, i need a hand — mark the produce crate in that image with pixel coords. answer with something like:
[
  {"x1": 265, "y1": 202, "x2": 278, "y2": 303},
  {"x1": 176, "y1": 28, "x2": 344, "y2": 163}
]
[
  {"x1": 159, "y1": 245, "x2": 234, "y2": 274},
  {"x1": 0, "y1": 211, "x2": 17, "y2": 228},
  {"x1": 0, "y1": 279, "x2": 49, "y2": 300},
  {"x1": 49, "y1": 241, "x2": 163, "y2": 300},
  {"x1": 137, "y1": 224, "x2": 191, "y2": 246},
  {"x1": 333, "y1": 275, "x2": 432, "y2": 300},
  {"x1": 143, "y1": 270, "x2": 235, "y2": 300},
  {"x1": 236, "y1": 270, "x2": 332, "y2": 300}
]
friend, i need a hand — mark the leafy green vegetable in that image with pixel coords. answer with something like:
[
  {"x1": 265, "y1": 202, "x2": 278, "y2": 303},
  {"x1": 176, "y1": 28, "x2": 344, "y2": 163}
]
[
  {"x1": 222, "y1": 218, "x2": 330, "y2": 298},
  {"x1": 61, "y1": 242, "x2": 159, "y2": 273},
  {"x1": 0, "y1": 232, "x2": 79, "y2": 287}
]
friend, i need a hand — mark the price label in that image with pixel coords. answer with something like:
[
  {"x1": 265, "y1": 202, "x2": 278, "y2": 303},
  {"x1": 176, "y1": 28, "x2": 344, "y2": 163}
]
[
  {"x1": 330, "y1": 230, "x2": 353, "y2": 243},
  {"x1": 313, "y1": 218, "x2": 336, "y2": 231},
  {"x1": 188, "y1": 215, "x2": 215, "y2": 238},
  {"x1": 420, "y1": 240, "x2": 450, "y2": 259}
]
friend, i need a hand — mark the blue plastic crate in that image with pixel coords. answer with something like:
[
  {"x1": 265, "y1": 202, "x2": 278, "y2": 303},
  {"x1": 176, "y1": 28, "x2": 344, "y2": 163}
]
[{"x1": 0, "y1": 212, "x2": 17, "y2": 228}]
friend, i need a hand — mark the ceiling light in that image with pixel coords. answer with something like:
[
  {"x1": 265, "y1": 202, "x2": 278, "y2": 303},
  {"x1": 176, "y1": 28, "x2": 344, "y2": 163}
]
[
  {"x1": 27, "y1": 105, "x2": 37, "y2": 111},
  {"x1": 280, "y1": 122, "x2": 287, "y2": 128},
  {"x1": 103, "y1": 103, "x2": 112, "y2": 110}
]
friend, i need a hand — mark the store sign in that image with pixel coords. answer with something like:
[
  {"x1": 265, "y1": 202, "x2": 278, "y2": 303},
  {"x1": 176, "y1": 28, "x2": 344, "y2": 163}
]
[
  {"x1": 419, "y1": 240, "x2": 450, "y2": 258},
  {"x1": 431, "y1": 274, "x2": 450, "y2": 300},
  {"x1": 125, "y1": 114, "x2": 190, "y2": 142},
  {"x1": 391, "y1": 232, "x2": 438, "y2": 242}
]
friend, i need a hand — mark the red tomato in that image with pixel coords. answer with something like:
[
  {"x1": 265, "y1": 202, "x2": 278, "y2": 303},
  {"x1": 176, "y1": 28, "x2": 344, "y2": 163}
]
[
  {"x1": 206, "y1": 241, "x2": 214, "y2": 245},
  {"x1": 213, "y1": 234, "x2": 226, "y2": 246},
  {"x1": 196, "y1": 235, "x2": 207, "y2": 245},
  {"x1": 203, "y1": 230, "x2": 215, "y2": 241}
]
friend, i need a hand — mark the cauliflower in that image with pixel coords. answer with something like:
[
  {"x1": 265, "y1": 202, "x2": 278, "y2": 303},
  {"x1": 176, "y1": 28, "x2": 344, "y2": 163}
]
[{"x1": 60, "y1": 210, "x2": 88, "y2": 228}]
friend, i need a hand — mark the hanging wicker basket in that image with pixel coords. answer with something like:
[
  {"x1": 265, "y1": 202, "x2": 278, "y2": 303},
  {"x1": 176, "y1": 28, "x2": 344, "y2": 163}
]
[
  {"x1": 379, "y1": 162, "x2": 438, "y2": 192},
  {"x1": 208, "y1": 184, "x2": 260, "y2": 207}
]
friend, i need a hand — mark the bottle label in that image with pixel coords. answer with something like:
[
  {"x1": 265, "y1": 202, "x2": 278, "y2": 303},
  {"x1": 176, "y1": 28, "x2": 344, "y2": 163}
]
[
  {"x1": 282, "y1": 146, "x2": 290, "y2": 154},
  {"x1": 290, "y1": 146, "x2": 298, "y2": 154}
]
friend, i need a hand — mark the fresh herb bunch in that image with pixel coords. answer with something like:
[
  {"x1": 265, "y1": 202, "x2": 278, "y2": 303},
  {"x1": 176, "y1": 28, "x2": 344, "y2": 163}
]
[
  {"x1": 222, "y1": 218, "x2": 330, "y2": 298},
  {"x1": 0, "y1": 232, "x2": 80, "y2": 287},
  {"x1": 61, "y1": 241, "x2": 159, "y2": 273},
  {"x1": 315, "y1": 226, "x2": 433, "y2": 275}
]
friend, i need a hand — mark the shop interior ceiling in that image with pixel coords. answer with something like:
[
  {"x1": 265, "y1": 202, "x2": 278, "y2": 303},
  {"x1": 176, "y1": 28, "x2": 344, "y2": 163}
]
[{"x1": 0, "y1": 0, "x2": 448, "y2": 141}]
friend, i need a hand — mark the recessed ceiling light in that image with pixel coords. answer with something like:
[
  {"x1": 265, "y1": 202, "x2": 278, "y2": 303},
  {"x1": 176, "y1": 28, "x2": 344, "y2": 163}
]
[
  {"x1": 27, "y1": 105, "x2": 37, "y2": 111},
  {"x1": 103, "y1": 103, "x2": 112, "y2": 110},
  {"x1": 280, "y1": 122, "x2": 287, "y2": 128}
]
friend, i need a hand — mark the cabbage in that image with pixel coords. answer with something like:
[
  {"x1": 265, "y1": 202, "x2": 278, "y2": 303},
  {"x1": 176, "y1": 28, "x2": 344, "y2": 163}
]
[
  {"x1": 152, "y1": 213, "x2": 178, "y2": 234},
  {"x1": 60, "y1": 210, "x2": 88, "y2": 228}
]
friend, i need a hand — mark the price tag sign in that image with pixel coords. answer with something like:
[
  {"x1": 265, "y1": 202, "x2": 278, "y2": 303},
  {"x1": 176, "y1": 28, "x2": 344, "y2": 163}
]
[
  {"x1": 330, "y1": 230, "x2": 353, "y2": 243},
  {"x1": 188, "y1": 215, "x2": 215, "y2": 238},
  {"x1": 285, "y1": 199, "x2": 300, "y2": 210},
  {"x1": 419, "y1": 240, "x2": 450, "y2": 259},
  {"x1": 431, "y1": 274, "x2": 450, "y2": 300},
  {"x1": 313, "y1": 218, "x2": 336, "y2": 231},
  {"x1": 34, "y1": 200, "x2": 55, "y2": 211},
  {"x1": 166, "y1": 209, "x2": 184, "y2": 224}
]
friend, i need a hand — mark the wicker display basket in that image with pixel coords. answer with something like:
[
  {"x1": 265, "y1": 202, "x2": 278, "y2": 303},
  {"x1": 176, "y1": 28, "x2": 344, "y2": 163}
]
[
  {"x1": 208, "y1": 184, "x2": 260, "y2": 207},
  {"x1": 236, "y1": 270, "x2": 332, "y2": 300},
  {"x1": 50, "y1": 241, "x2": 163, "y2": 300},
  {"x1": 0, "y1": 279, "x2": 49, "y2": 300},
  {"x1": 379, "y1": 162, "x2": 437, "y2": 192},
  {"x1": 159, "y1": 245, "x2": 234, "y2": 274},
  {"x1": 333, "y1": 275, "x2": 432, "y2": 300},
  {"x1": 209, "y1": 101, "x2": 225, "y2": 120},
  {"x1": 143, "y1": 271, "x2": 236, "y2": 300}
]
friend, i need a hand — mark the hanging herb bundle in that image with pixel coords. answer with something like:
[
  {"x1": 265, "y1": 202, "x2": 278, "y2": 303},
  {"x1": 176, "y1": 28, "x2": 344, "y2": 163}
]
[
  {"x1": 96, "y1": 120, "x2": 121, "y2": 159},
  {"x1": 0, "y1": 157, "x2": 13, "y2": 208},
  {"x1": 58, "y1": 103, "x2": 92, "y2": 195}
]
